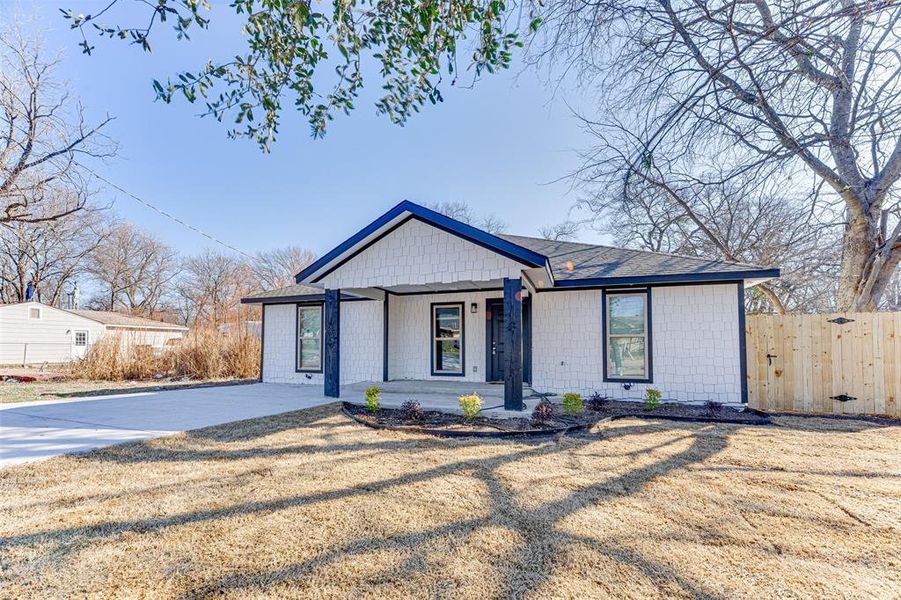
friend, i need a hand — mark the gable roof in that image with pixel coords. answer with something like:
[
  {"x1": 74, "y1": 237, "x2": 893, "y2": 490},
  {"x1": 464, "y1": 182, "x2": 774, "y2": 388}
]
[
  {"x1": 498, "y1": 234, "x2": 779, "y2": 286},
  {"x1": 69, "y1": 309, "x2": 188, "y2": 330},
  {"x1": 289, "y1": 200, "x2": 778, "y2": 290},
  {"x1": 294, "y1": 200, "x2": 548, "y2": 284}
]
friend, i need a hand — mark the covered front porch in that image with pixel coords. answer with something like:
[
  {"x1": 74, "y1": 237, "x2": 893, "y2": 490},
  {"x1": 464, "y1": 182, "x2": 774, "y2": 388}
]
[
  {"x1": 343, "y1": 380, "x2": 545, "y2": 418},
  {"x1": 318, "y1": 275, "x2": 534, "y2": 410},
  {"x1": 287, "y1": 201, "x2": 554, "y2": 410}
]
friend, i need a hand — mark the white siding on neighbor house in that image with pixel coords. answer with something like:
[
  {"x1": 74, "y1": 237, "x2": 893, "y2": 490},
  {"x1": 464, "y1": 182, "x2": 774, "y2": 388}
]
[
  {"x1": 0, "y1": 303, "x2": 106, "y2": 364},
  {"x1": 261, "y1": 301, "x2": 383, "y2": 385},
  {"x1": 317, "y1": 218, "x2": 525, "y2": 289},
  {"x1": 387, "y1": 290, "x2": 501, "y2": 383},
  {"x1": 108, "y1": 328, "x2": 186, "y2": 352},
  {"x1": 531, "y1": 283, "x2": 742, "y2": 404}
]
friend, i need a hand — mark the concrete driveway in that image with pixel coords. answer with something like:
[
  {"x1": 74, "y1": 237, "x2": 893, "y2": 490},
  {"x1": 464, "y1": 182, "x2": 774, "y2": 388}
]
[{"x1": 0, "y1": 383, "x2": 333, "y2": 468}]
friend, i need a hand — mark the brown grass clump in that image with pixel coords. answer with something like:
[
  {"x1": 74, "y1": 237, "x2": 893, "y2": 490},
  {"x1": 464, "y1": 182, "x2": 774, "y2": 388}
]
[
  {"x1": 0, "y1": 406, "x2": 898, "y2": 598},
  {"x1": 72, "y1": 329, "x2": 260, "y2": 381}
]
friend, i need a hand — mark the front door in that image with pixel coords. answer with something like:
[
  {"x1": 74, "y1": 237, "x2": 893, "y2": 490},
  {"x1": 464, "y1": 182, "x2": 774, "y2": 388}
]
[
  {"x1": 72, "y1": 330, "x2": 89, "y2": 359},
  {"x1": 487, "y1": 299, "x2": 505, "y2": 382},
  {"x1": 486, "y1": 296, "x2": 531, "y2": 384}
]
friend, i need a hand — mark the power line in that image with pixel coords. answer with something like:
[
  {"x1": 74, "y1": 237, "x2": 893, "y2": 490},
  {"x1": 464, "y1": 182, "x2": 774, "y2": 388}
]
[{"x1": 92, "y1": 172, "x2": 254, "y2": 259}]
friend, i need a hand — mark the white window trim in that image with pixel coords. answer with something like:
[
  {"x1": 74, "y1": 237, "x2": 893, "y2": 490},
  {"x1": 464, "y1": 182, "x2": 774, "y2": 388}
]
[{"x1": 73, "y1": 330, "x2": 89, "y2": 347}]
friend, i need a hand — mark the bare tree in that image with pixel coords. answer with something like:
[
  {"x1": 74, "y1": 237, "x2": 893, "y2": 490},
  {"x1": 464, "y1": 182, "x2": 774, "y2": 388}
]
[
  {"x1": 176, "y1": 250, "x2": 256, "y2": 326},
  {"x1": 535, "y1": 0, "x2": 901, "y2": 310},
  {"x1": 584, "y1": 176, "x2": 840, "y2": 313},
  {"x1": 0, "y1": 208, "x2": 113, "y2": 304},
  {"x1": 427, "y1": 201, "x2": 508, "y2": 234},
  {"x1": 251, "y1": 246, "x2": 316, "y2": 291},
  {"x1": 87, "y1": 222, "x2": 178, "y2": 316},
  {"x1": 0, "y1": 20, "x2": 115, "y2": 224},
  {"x1": 539, "y1": 221, "x2": 581, "y2": 241}
]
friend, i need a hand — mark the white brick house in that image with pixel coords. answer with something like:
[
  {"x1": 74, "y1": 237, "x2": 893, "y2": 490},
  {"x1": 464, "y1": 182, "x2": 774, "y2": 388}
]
[{"x1": 242, "y1": 201, "x2": 779, "y2": 408}]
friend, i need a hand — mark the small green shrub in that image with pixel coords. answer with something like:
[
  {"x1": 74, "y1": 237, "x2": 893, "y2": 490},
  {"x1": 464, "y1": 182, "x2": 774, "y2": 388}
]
[
  {"x1": 644, "y1": 388, "x2": 662, "y2": 411},
  {"x1": 458, "y1": 393, "x2": 482, "y2": 421},
  {"x1": 562, "y1": 392, "x2": 584, "y2": 416},
  {"x1": 364, "y1": 385, "x2": 381, "y2": 413}
]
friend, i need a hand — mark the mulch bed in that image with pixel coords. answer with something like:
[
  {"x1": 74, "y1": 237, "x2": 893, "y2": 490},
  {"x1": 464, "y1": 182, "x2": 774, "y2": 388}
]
[
  {"x1": 343, "y1": 399, "x2": 769, "y2": 438},
  {"x1": 343, "y1": 403, "x2": 600, "y2": 437},
  {"x1": 596, "y1": 399, "x2": 771, "y2": 425}
]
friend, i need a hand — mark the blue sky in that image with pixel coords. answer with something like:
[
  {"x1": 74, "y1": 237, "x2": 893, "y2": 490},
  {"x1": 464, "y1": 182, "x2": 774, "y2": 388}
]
[{"x1": 9, "y1": 1, "x2": 602, "y2": 257}]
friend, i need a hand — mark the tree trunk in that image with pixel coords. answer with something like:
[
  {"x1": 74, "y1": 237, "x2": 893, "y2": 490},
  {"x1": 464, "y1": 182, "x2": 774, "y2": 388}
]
[
  {"x1": 759, "y1": 284, "x2": 786, "y2": 314},
  {"x1": 836, "y1": 200, "x2": 901, "y2": 311}
]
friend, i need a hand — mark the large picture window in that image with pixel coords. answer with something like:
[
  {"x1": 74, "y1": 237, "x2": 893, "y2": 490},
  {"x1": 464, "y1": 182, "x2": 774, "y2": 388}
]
[
  {"x1": 296, "y1": 304, "x2": 323, "y2": 372},
  {"x1": 431, "y1": 303, "x2": 464, "y2": 376},
  {"x1": 604, "y1": 290, "x2": 652, "y2": 382}
]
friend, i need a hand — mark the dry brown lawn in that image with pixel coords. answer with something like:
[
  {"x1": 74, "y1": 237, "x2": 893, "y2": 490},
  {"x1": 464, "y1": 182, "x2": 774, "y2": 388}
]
[
  {"x1": 0, "y1": 378, "x2": 254, "y2": 404},
  {"x1": 1, "y1": 404, "x2": 899, "y2": 599}
]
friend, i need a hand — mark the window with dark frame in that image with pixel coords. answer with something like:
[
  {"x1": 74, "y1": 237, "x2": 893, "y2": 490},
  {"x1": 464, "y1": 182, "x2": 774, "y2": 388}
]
[
  {"x1": 605, "y1": 291, "x2": 650, "y2": 381},
  {"x1": 296, "y1": 304, "x2": 323, "y2": 372},
  {"x1": 432, "y1": 303, "x2": 463, "y2": 375}
]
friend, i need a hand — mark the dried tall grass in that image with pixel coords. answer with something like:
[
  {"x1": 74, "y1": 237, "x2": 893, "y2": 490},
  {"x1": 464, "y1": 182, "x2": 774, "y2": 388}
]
[{"x1": 72, "y1": 329, "x2": 260, "y2": 381}]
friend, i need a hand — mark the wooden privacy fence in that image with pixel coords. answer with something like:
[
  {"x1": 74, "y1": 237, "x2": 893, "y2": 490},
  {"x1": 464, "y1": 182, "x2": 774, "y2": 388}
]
[{"x1": 746, "y1": 312, "x2": 901, "y2": 417}]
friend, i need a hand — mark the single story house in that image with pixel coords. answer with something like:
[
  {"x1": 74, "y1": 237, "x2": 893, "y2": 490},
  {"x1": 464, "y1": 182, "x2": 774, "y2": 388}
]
[
  {"x1": 241, "y1": 201, "x2": 779, "y2": 409},
  {"x1": 0, "y1": 301, "x2": 188, "y2": 365}
]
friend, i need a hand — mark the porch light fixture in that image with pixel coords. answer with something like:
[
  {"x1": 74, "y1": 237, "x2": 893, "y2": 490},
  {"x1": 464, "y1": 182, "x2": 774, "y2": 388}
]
[{"x1": 470, "y1": 302, "x2": 478, "y2": 314}]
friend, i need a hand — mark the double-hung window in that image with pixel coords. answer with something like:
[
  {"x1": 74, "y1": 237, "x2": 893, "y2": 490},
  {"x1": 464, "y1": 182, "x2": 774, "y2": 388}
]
[
  {"x1": 296, "y1": 304, "x2": 323, "y2": 372},
  {"x1": 604, "y1": 290, "x2": 652, "y2": 382},
  {"x1": 432, "y1": 303, "x2": 464, "y2": 375}
]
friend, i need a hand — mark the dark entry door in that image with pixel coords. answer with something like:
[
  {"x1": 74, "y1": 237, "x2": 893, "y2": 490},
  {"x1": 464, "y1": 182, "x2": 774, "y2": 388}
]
[{"x1": 487, "y1": 299, "x2": 505, "y2": 381}]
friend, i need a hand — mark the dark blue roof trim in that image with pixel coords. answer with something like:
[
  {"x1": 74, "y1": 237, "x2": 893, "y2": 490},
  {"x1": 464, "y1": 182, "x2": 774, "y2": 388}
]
[
  {"x1": 295, "y1": 200, "x2": 547, "y2": 284},
  {"x1": 241, "y1": 293, "x2": 370, "y2": 305},
  {"x1": 549, "y1": 268, "x2": 781, "y2": 289}
]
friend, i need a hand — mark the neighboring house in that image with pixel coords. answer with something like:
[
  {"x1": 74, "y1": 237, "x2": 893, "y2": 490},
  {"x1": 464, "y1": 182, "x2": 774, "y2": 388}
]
[
  {"x1": 241, "y1": 201, "x2": 779, "y2": 408},
  {"x1": 0, "y1": 301, "x2": 188, "y2": 365},
  {"x1": 217, "y1": 320, "x2": 263, "y2": 338}
]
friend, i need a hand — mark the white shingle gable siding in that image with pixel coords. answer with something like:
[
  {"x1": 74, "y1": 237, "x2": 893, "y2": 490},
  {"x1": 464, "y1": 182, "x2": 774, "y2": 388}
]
[
  {"x1": 262, "y1": 301, "x2": 383, "y2": 385},
  {"x1": 531, "y1": 283, "x2": 741, "y2": 403},
  {"x1": 317, "y1": 219, "x2": 524, "y2": 289}
]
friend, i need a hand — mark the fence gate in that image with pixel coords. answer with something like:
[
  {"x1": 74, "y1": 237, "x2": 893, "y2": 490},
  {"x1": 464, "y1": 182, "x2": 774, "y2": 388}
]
[{"x1": 746, "y1": 312, "x2": 901, "y2": 417}]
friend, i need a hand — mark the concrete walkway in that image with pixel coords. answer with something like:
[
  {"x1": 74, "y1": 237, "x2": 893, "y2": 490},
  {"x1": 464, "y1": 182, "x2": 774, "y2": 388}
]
[{"x1": 0, "y1": 383, "x2": 334, "y2": 468}]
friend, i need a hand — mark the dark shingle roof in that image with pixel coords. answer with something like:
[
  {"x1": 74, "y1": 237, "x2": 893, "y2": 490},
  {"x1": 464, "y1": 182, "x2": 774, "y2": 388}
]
[{"x1": 498, "y1": 234, "x2": 776, "y2": 283}]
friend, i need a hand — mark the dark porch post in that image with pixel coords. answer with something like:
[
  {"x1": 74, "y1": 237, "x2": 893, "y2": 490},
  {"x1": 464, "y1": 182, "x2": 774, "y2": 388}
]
[
  {"x1": 503, "y1": 277, "x2": 524, "y2": 410},
  {"x1": 324, "y1": 288, "x2": 340, "y2": 398}
]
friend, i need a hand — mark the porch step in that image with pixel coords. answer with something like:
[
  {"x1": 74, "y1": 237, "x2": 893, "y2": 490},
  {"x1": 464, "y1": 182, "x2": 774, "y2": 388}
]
[{"x1": 345, "y1": 380, "x2": 533, "y2": 400}]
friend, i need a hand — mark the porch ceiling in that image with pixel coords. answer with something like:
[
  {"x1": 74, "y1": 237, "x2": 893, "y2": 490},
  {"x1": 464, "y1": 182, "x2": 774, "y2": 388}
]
[{"x1": 382, "y1": 279, "x2": 508, "y2": 295}]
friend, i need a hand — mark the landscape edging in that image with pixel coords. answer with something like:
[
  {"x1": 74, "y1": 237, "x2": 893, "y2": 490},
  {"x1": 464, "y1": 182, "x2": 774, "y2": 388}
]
[{"x1": 341, "y1": 402, "x2": 770, "y2": 438}]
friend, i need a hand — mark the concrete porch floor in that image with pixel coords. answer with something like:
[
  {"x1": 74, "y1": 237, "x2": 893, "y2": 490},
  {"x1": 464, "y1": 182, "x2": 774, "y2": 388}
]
[{"x1": 342, "y1": 380, "x2": 544, "y2": 418}]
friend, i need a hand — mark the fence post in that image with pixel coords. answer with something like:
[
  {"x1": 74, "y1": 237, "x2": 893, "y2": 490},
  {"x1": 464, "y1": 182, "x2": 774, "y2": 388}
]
[{"x1": 22, "y1": 343, "x2": 27, "y2": 367}]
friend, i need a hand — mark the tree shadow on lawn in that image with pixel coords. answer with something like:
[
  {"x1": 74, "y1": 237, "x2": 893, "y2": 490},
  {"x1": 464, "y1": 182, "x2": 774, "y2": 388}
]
[
  {"x1": 7, "y1": 407, "x2": 891, "y2": 597},
  {"x1": 178, "y1": 420, "x2": 733, "y2": 599},
  {"x1": 3, "y1": 412, "x2": 740, "y2": 597}
]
